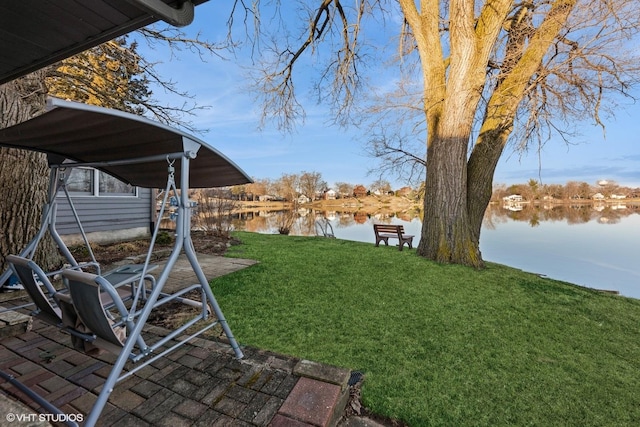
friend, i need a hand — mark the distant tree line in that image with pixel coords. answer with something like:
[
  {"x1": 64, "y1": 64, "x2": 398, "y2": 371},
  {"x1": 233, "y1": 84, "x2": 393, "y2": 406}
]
[
  {"x1": 200, "y1": 176, "x2": 638, "y2": 205},
  {"x1": 492, "y1": 179, "x2": 640, "y2": 202},
  {"x1": 226, "y1": 172, "x2": 421, "y2": 202}
]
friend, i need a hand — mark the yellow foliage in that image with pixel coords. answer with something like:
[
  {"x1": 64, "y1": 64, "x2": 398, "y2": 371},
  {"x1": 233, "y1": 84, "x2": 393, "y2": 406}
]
[{"x1": 46, "y1": 37, "x2": 144, "y2": 111}]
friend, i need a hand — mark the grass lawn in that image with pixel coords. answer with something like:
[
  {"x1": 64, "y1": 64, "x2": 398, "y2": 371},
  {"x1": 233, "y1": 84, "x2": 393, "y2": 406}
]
[{"x1": 211, "y1": 232, "x2": 640, "y2": 426}]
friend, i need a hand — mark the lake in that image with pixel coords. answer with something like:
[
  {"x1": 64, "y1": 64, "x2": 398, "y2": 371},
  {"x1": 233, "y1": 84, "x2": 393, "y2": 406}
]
[{"x1": 224, "y1": 202, "x2": 640, "y2": 299}]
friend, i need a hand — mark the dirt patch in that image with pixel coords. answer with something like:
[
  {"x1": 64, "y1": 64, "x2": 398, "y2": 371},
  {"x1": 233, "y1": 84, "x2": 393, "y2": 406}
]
[
  {"x1": 67, "y1": 231, "x2": 238, "y2": 336},
  {"x1": 68, "y1": 231, "x2": 240, "y2": 266},
  {"x1": 144, "y1": 297, "x2": 226, "y2": 339}
]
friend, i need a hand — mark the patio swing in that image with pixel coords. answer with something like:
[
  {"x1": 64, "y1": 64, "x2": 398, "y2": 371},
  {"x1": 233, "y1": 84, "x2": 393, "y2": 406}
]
[{"x1": 0, "y1": 97, "x2": 252, "y2": 426}]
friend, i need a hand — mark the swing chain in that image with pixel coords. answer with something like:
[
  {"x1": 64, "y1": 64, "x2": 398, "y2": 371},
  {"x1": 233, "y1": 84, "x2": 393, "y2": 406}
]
[{"x1": 167, "y1": 157, "x2": 175, "y2": 181}]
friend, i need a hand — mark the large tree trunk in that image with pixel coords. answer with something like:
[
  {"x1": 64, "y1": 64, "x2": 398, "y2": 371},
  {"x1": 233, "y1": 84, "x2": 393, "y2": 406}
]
[
  {"x1": 418, "y1": 134, "x2": 484, "y2": 267},
  {"x1": 466, "y1": 0, "x2": 578, "y2": 252},
  {"x1": 404, "y1": 0, "x2": 512, "y2": 268},
  {"x1": 466, "y1": 131, "x2": 507, "y2": 244},
  {"x1": 409, "y1": 0, "x2": 576, "y2": 268},
  {"x1": 0, "y1": 71, "x2": 60, "y2": 279}
]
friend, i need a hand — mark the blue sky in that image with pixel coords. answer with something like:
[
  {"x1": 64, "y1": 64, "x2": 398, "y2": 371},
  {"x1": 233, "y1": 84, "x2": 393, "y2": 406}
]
[{"x1": 134, "y1": 2, "x2": 640, "y2": 190}]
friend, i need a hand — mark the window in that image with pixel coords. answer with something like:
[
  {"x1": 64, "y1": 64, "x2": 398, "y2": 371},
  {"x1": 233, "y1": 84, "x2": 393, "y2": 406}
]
[
  {"x1": 66, "y1": 168, "x2": 94, "y2": 195},
  {"x1": 98, "y1": 171, "x2": 136, "y2": 196},
  {"x1": 65, "y1": 167, "x2": 137, "y2": 197}
]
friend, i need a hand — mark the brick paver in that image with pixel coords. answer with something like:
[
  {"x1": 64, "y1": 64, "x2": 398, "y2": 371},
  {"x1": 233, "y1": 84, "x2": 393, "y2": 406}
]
[
  {"x1": 0, "y1": 254, "x2": 352, "y2": 426},
  {"x1": 278, "y1": 377, "x2": 343, "y2": 427},
  {"x1": 0, "y1": 310, "x2": 351, "y2": 426}
]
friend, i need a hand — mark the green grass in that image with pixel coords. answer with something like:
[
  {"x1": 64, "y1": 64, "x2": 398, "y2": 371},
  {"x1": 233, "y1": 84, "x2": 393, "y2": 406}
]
[{"x1": 211, "y1": 232, "x2": 640, "y2": 426}]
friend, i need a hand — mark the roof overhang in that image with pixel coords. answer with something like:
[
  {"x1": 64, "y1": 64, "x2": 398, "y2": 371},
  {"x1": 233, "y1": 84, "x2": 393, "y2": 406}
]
[
  {"x1": 0, "y1": 97, "x2": 252, "y2": 189},
  {"x1": 0, "y1": 0, "x2": 208, "y2": 85}
]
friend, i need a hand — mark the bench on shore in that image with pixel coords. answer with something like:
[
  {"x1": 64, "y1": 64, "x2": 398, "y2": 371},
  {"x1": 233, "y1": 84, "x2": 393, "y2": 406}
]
[{"x1": 373, "y1": 224, "x2": 414, "y2": 251}]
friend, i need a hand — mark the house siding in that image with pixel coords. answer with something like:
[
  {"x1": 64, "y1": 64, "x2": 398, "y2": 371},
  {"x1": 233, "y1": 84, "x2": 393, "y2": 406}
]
[{"x1": 55, "y1": 188, "x2": 152, "y2": 244}]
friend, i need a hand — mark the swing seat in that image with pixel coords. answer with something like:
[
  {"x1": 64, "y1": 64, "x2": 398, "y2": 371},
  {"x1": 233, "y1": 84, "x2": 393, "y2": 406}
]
[
  {"x1": 6, "y1": 255, "x2": 68, "y2": 327},
  {"x1": 61, "y1": 268, "x2": 213, "y2": 362},
  {"x1": 62, "y1": 269, "x2": 137, "y2": 355},
  {"x1": 6, "y1": 255, "x2": 143, "y2": 351}
]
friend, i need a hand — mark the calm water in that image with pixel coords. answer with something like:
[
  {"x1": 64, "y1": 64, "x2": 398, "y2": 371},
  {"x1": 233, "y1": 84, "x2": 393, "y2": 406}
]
[
  {"x1": 479, "y1": 213, "x2": 640, "y2": 298},
  {"x1": 227, "y1": 204, "x2": 640, "y2": 299}
]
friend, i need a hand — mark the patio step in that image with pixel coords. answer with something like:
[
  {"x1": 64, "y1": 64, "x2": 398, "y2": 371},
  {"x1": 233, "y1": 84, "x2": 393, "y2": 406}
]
[
  {"x1": 0, "y1": 307, "x2": 32, "y2": 339},
  {"x1": 272, "y1": 360, "x2": 351, "y2": 427}
]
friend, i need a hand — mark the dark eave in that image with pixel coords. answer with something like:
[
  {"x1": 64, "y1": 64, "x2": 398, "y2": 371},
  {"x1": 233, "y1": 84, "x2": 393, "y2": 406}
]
[{"x1": 0, "y1": 0, "x2": 208, "y2": 85}]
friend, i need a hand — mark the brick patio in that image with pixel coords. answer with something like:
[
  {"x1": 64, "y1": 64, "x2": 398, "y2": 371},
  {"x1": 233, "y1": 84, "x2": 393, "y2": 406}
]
[{"x1": 0, "y1": 254, "x2": 352, "y2": 426}]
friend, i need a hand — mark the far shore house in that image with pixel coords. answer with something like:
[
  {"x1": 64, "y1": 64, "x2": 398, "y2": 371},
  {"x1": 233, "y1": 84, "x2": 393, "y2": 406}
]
[
  {"x1": 353, "y1": 185, "x2": 367, "y2": 198},
  {"x1": 323, "y1": 189, "x2": 337, "y2": 200},
  {"x1": 298, "y1": 194, "x2": 311, "y2": 204},
  {"x1": 502, "y1": 194, "x2": 523, "y2": 202}
]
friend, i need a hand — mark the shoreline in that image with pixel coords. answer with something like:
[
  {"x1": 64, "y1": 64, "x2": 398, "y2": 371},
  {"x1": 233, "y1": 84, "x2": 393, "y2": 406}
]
[{"x1": 234, "y1": 195, "x2": 640, "y2": 213}]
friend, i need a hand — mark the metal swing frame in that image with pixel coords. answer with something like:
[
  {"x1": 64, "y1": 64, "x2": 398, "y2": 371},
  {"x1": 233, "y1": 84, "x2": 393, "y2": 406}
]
[
  {"x1": 0, "y1": 97, "x2": 251, "y2": 426},
  {"x1": 66, "y1": 148, "x2": 244, "y2": 426}
]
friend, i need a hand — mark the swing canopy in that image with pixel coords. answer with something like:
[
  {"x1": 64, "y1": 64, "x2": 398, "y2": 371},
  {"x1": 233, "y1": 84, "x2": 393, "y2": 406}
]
[
  {"x1": 0, "y1": 97, "x2": 252, "y2": 188},
  {"x1": 1, "y1": 97, "x2": 251, "y2": 425}
]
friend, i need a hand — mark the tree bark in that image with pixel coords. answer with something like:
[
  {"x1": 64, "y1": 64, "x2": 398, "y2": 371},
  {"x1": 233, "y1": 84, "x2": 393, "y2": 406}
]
[
  {"x1": 419, "y1": 133, "x2": 483, "y2": 266},
  {"x1": 467, "y1": 0, "x2": 578, "y2": 247},
  {"x1": 0, "y1": 71, "x2": 60, "y2": 278},
  {"x1": 467, "y1": 130, "x2": 508, "y2": 244},
  {"x1": 407, "y1": 0, "x2": 513, "y2": 268},
  {"x1": 407, "y1": 0, "x2": 576, "y2": 268}
]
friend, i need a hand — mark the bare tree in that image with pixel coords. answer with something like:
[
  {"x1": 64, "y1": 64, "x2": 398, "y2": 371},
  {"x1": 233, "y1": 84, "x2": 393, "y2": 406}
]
[
  {"x1": 335, "y1": 182, "x2": 354, "y2": 198},
  {"x1": 192, "y1": 188, "x2": 238, "y2": 237},
  {"x1": 578, "y1": 181, "x2": 594, "y2": 199},
  {"x1": 370, "y1": 179, "x2": 392, "y2": 195},
  {"x1": 277, "y1": 210, "x2": 298, "y2": 235},
  {"x1": 299, "y1": 171, "x2": 324, "y2": 201},
  {"x1": 272, "y1": 173, "x2": 302, "y2": 234},
  {"x1": 241, "y1": 0, "x2": 640, "y2": 267},
  {"x1": 564, "y1": 181, "x2": 582, "y2": 199},
  {"x1": 274, "y1": 173, "x2": 301, "y2": 202},
  {"x1": 597, "y1": 179, "x2": 620, "y2": 197},
  {"x1": 239, "y1": 179, "x2": 268, "y2": 201}
]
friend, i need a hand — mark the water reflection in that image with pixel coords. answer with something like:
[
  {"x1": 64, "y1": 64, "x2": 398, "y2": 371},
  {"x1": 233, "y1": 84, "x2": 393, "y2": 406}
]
[
  {"x1": 229, "y1": 208, "x2": 411, "y2": 237},
  {"x1": 484, "y1": 201, "x2": 639, "y2": 227},
  {"x1": 221, "y1": 202, "x2": 640, "y2": 237}
]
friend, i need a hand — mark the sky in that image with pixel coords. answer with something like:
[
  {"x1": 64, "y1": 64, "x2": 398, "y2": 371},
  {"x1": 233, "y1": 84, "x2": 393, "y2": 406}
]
[{"x1": 132, "y1": 2, "x2": 640, "y2": 190}]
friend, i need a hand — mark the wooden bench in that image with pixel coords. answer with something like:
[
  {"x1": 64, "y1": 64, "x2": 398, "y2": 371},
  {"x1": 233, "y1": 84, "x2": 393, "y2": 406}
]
[{"x1": 373, "y1": 224, "x2": 414, "y2": 251}]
